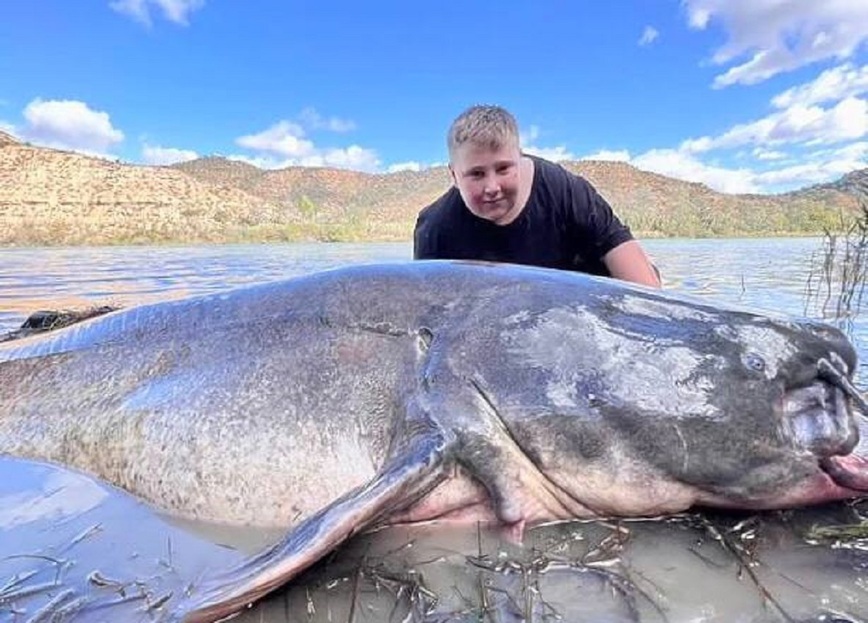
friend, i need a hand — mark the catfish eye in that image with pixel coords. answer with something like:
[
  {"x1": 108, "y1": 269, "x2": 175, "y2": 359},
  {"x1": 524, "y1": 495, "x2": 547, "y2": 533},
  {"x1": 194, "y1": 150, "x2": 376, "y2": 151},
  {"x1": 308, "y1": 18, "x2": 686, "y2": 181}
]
[{"x1": 744, "y1": 353, "x2": 766, "y2": 373}]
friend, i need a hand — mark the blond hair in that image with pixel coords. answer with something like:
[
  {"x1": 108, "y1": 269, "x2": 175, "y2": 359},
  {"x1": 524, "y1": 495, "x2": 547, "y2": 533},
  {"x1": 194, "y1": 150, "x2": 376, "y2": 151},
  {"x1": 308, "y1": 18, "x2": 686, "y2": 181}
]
[{"x1": 447, "y1": 105, "x2": 520, "y2": 159}]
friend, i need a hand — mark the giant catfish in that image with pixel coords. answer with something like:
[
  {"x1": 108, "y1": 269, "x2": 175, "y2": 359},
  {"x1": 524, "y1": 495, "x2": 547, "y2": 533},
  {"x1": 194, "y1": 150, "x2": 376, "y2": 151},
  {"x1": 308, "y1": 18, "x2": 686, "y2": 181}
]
[{"x1": 1, "y1": 260, "x2": 866, "y2": 621}]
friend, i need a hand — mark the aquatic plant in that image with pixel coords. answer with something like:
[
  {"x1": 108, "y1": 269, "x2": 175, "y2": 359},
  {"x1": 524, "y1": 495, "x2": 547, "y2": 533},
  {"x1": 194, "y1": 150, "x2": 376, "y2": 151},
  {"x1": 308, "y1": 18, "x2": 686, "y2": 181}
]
[{"x1": 804, "y1": 199, "x2": 868, "y2": 335}]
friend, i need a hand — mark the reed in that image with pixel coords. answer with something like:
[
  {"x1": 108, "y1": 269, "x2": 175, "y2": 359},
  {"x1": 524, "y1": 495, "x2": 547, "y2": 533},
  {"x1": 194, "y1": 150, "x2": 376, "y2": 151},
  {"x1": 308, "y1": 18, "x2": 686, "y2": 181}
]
[{"x1": 804, "y1": 200, "x2": 868, "y2": 335}]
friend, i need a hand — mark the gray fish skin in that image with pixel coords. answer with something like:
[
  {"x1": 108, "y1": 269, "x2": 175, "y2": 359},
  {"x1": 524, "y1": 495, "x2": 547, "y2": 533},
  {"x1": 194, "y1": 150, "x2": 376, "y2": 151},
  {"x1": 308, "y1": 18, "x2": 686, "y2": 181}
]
[{"x1": 1, "y1": 259, "x2": 866, "y2": 621}]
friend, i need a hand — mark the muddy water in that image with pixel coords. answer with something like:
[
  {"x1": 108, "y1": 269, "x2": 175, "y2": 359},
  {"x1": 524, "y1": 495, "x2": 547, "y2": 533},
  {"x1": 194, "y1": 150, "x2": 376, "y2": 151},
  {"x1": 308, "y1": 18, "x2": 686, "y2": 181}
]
[
  {"x1": 220, "y1": 505, "x2": 868, "y2": 623},
  {"x1": 3, "y1": 455, "x2": 865, "y2": 622}
]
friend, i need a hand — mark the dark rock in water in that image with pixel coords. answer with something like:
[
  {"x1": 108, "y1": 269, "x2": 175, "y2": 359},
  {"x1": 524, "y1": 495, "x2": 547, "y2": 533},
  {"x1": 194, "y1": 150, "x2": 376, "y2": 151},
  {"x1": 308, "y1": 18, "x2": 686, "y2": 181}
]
[
  {"x1": 20, "y1": 307, "x2": 114, "y2": 330},
  {"x1": 0, "y1": 305, "x2": 119, "y2": 342}
]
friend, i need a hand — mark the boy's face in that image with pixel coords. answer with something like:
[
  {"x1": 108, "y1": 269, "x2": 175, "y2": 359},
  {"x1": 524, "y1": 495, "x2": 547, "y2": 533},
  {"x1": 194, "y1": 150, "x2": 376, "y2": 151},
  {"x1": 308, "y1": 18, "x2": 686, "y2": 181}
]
[{"x1": 449, "y1": 140, "x2": 526, "y2": 225}]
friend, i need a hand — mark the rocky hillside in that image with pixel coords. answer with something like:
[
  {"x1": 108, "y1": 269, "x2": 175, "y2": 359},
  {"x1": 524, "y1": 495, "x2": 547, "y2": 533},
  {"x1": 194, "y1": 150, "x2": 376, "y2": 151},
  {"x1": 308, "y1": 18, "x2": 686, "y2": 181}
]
[
  {"x1": 0, "y1": 142, "x2": 292, "y2": 245},
  {"x1": 0, "y1": 130, "x2": 18, "y2": 147},
  {"x1": 174, "y1": 156, "x2": 863, "y2": 240},
  {"x1": 0, "y1": 134, "x2": 863, "y2": 245},
  {"x1": 561, "y1": 160, "x2": 862, "y2": 236},
  {"x1": 796, "y1": 169, "x2": 868, "y2": 204}
]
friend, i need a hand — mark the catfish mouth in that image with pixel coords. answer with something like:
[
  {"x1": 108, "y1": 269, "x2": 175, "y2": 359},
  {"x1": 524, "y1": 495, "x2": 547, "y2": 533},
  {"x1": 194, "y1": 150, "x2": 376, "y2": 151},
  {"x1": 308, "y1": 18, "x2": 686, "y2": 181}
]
[{"x1": 790, "y1": 354, "x2": 868, "y2": 492}]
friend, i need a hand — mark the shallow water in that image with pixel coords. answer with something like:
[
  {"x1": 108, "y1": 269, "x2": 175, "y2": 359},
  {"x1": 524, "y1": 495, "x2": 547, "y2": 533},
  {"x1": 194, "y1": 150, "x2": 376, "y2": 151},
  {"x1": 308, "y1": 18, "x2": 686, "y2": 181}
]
[
  {"x1": 3, "y1": 456, "x2": 866, "y2": 622},
  {"x1": 0, "y1": 456, "x2": 244, "y2": 622},
  {"x1": 225, "y1": 506, "x2": 868, "y2": 623},
  {"x1": 1, "y1": 238, "x2": 867, "y2": 622}
]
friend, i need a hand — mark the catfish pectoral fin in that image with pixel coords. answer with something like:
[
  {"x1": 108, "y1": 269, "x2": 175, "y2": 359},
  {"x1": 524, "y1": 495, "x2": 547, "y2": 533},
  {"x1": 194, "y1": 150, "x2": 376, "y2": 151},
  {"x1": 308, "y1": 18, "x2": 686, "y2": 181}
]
[{"x1": 173, "y1": 430, "x2": 450, "y2": 623}]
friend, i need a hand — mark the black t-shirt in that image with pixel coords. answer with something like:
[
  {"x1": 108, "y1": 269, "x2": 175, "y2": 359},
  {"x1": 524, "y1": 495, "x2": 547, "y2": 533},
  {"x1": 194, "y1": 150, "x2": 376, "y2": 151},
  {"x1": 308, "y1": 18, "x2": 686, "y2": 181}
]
[{"x1": 413, "y1": 155, "x2": 634, "y2": 277}]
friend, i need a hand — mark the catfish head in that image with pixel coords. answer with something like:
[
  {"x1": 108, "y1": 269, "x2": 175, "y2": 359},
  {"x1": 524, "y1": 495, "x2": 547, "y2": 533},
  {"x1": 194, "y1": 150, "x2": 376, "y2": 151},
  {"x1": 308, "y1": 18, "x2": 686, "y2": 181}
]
[{"x1": 448, "y1": 274, "x2": 868, "y2": 517}]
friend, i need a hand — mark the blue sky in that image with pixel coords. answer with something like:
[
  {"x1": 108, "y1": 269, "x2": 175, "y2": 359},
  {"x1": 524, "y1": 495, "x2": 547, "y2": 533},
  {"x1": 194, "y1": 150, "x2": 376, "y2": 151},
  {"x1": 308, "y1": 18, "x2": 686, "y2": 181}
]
[{"x1": 2, "y1": 1, "x2": 867, "y2": 194}]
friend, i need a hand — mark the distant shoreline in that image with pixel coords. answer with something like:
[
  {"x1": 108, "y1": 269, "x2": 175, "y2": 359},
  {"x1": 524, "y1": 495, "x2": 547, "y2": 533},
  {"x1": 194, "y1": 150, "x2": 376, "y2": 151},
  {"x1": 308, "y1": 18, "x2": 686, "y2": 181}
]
[{"x1": 0, "y1": 229, "x2": 832, "y2": 249}]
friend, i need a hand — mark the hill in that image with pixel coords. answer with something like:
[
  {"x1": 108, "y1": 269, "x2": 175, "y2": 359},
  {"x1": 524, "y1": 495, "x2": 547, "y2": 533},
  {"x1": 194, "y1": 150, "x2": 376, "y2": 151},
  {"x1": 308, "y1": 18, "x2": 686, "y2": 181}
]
[
  {"x1": 0, "y1": 136, "x2": 863, "y2": 245},
  {"x1": 0, "y1": 130, "x2": 19, "y2": 147},
  {"x1": 561, "y1": 160, "x2": 862, "y2": 236},
  {"x1": 0, "y1": 142, "x2": 291, "y2": 245},
  {"x1": 174, "y1": 156, "x2": 863, "y2": 240},
  {"x1": 795, "y1": 169, "x2": 868, "y2": 205}
]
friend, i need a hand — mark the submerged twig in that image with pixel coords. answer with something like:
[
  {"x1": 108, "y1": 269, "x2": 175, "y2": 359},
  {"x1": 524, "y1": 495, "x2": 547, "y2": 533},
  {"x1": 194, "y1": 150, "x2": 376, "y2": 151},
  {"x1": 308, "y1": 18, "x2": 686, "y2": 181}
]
[
  {"x1": 24, "y1": 588, "x2": 75, "y2": 623},
  {"x1": 347, "y1": 564, "x2": 362, "y2": 623},
  {"x1": 805, "y1": 522, "x2": 868, "y2": 550},
  {"x1": 696, "y1": 516, "x2": 795, "y2": 623}
]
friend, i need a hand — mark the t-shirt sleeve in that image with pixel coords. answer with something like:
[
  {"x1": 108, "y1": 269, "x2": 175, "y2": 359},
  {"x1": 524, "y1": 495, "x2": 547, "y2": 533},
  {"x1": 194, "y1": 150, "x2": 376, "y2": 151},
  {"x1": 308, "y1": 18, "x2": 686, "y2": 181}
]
[
  {"x1": 413, "y1": 214, "x2": 434, "y2": 260},
  {"x1": 414, "y1": 189, "x2": 462, "y2": 259},
  {"x1": 567, "y1": 174, "x2": 634, "y2": 260},
  {"x1": 413, "y1": 205, "x2": 439, "y2": 259}
]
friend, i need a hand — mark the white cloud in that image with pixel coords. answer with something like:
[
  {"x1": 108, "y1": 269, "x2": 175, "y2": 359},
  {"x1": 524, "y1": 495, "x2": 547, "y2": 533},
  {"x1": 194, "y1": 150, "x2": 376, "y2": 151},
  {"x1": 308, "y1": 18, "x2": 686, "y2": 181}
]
[
  {"x1": 639, "y1": 26, "x2": 659, "y2": 46},
  {"x1": 142, "y1": 144, "x2": 198, "y2": 165},
  {"x1": 808, "y1": 141, "x2": 868, "y2": 163},
  {"x1": 772, "y1": 63, "x2": 868, "y2": 109},
  {"x1": 749, "y1": 143, "x2": 867, "y2": 190},
  {"x1": 237, "y1": 121, "x2": 314, "y2": 157},
  {"x1": 235, "y1": 120, "x2": 380, "y2": 172},
  {"x1": 523, "y1": 145, "x2": 575, "y2": 162},
  {"x1": 507, "y1": 86, "x2": 866, "y2": 194},
  {"x1": 519, "y1": 125, "x2": 539, "y2": 146},
  {"x1": 387, "y1": 161, "x2": 423, "y2": 173},
  {"x1": 19, "y1": 98, "x2": 124, "y2": 155},
  {"x1": 581, "y1": 149, "x2": 632, "y2": 162},
  {"x1": 227, "y1": 153, "x2": 286, "y2": 170},
  {"x1": 683, "y1": 0, "x2": 868, "y2": 87},
  {"x1": 681, "y1": 97, "x2": 868, "y2": 152},
  {"x1": 110, "y1": 0, "x2": 205, "y2": 26},
  {"x1": 520, "y1": 125, "x2": 575, "y2": 161},
  {"x1": 298, "y1": 107, "x2": 356, "y2": 133},
  {"x1": 228, "y1": 148, "x2": 381, "y2": 173},
  {"x1": 647, "y1": 63, "x2": 868, "y2": 190},
  {"x1": 632, "y1": 148, "x2": 761, "y2": 193},
  {"x1": 298, "y1": 146, "x2": 380, "y2": 171},
  {"x1": 620, "y1": 140, "x2": 868, "y2": 194},
  {"x1": 752, "y1": 147, "x2": 787, "y2": 161},
  {"x1": 755, "y1": 160, "x2": 862, "y2": 189}
]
